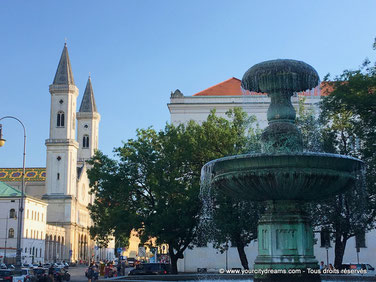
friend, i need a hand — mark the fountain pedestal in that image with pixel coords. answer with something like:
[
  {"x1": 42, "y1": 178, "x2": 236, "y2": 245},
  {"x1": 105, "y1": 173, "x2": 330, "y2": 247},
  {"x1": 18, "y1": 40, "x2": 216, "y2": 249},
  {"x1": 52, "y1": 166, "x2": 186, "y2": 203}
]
[{"x1": 254, "y1": 201, "x2": 319, "y2": 281}]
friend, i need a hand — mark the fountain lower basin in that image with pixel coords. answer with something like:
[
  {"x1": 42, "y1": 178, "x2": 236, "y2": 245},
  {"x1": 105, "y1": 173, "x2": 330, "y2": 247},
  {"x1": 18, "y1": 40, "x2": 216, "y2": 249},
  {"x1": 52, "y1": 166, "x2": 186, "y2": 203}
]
[{"x1": 203, "y1": 152, "x2": 363, "y2": 201}]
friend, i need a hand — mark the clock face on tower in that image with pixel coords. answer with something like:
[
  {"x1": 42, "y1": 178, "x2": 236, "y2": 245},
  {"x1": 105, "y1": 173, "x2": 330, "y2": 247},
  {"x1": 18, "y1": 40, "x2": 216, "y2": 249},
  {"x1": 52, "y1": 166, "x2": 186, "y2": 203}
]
[{"x1": 84, "y1": 124, "x2": 89, "y2": 129}]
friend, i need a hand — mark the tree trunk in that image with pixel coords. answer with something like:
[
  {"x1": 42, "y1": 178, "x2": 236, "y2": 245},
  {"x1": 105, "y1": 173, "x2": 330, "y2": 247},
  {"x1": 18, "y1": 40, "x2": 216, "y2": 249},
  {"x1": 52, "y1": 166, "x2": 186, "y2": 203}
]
[
  {"x1": 334, "y1": 232, "x2": 348, "y2": 269},
  {"x1": 236, "y1": 241, "x2": 249, "y2": 269},
  {"x1": 170, "y1": 253, "x2": 179, "y2": 274},
  {"x1": 169, "y1": 245, "x2": 183, "y2": 274}
]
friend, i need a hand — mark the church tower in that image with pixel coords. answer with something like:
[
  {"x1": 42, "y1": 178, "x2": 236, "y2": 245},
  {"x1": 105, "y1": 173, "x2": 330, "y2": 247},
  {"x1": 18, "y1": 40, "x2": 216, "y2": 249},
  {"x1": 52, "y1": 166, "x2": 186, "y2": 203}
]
[
  {"x1": 45, "y1": 43, "x2": 79, "y2": 199},
  {"x1": 77, "y1": 76, "x2": 100, "y2": 166}
]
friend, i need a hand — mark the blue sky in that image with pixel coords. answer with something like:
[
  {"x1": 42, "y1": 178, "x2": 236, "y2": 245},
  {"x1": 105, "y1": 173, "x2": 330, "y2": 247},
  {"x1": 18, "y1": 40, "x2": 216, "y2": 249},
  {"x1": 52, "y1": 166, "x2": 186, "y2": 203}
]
[{"x1": 1, "y1": 0, "x2": 375, "y2": 167}]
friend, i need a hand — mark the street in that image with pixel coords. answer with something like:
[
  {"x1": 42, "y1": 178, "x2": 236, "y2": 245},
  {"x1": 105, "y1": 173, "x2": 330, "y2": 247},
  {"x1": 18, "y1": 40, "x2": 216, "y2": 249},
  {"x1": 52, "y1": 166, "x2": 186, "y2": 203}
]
[
  {"x1": 68, "y1": 265, "x2": 87, "y2": 282},
  {"x1": 68, "y1": 265, "x2": 133, "y2": 282}
]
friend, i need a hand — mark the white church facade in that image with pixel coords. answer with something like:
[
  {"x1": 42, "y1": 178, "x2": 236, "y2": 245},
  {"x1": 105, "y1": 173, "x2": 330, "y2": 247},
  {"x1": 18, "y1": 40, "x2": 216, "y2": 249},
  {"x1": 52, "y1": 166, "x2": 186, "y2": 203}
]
[
  {"x1": 168, "y1": 77, "x2": 376, "y2": 272},
  {"x1": 0, "y1": 44, "x2": 114, "y2": 264}
]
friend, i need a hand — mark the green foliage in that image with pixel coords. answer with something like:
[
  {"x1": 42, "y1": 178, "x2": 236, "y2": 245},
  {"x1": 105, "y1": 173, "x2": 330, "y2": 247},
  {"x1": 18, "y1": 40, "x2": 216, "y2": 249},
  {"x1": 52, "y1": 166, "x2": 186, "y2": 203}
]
[
  {"x1": 87, "y1": 107, "x2": 255, "y2": 273},
  {"x1": 309, "y1": 43, "x2": 376, "y2": 268}
]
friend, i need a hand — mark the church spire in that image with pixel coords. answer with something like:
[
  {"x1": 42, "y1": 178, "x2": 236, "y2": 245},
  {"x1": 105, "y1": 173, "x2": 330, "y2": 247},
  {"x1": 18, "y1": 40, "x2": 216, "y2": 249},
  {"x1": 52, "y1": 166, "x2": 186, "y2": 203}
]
[
  {"x1": 79, "y1": 76, "x2": 97, "y2": 112},
  {"x1": 52, "y1": 43, "x2": 75, "y2": 85}
]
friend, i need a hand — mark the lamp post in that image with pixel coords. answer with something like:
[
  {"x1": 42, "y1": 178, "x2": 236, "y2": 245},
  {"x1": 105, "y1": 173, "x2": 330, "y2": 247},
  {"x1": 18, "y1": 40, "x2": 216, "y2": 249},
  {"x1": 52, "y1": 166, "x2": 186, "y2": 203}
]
[{"x1": 0, "y1": 116, "x2": 26, "y2": 271}]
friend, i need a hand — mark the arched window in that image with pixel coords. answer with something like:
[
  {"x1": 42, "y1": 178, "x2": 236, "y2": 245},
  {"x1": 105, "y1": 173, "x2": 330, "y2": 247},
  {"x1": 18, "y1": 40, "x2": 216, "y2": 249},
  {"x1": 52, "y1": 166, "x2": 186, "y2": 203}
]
[
  {"x1": 9, "y1": 209, "x2": 16, "y2": 218},
  {"x1": 57, "y1": 111, "x2": 65, "y2": 127},
  {"x1": 83, "y1": 135, "x2": 89, "y2": 148},
  {"x1": 40, "y1": 248, "x2": 42, "y2": 257},
  {"x1": 25, "y1": 248, "x2": 27, "y2": 253},
  {"x1": 8, "y1": 228, "x2": 14, "y2": 238}
]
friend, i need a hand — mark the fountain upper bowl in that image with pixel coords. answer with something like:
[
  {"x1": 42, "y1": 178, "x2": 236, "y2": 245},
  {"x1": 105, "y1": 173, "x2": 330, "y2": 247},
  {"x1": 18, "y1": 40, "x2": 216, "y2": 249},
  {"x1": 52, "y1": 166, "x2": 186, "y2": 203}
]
[
  {"x1": 241, "y1": 59, "x2": 319, "y2": 93},
  {"x1": 202, "y1": 152, "x2": 363, "y2": 201}
]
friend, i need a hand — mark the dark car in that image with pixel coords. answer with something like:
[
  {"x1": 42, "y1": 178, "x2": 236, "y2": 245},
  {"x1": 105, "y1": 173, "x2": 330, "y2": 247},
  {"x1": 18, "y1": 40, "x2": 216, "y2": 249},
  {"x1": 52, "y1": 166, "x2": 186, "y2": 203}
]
[
  {"x1": 34, "y1": 268, "x2": 48, "y2": 282},
  {"x1": 129, "y1": 263, "x2": 170, "y2": 275},
  {"x1": 0, "y1": 269, "x2": 14, "y2": 281},
  {"x1": 53, "y1": 268, "x2": 70, "y2": 282}
]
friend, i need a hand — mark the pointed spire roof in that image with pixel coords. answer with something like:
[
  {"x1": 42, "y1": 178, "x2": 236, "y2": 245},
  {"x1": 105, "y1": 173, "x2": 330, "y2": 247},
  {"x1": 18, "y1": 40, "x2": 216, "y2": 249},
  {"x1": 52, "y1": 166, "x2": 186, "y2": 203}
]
[
  {"x1": 52, "y1": 43, "x2": 75, "y2": 85},
  {"x1": 79, "y1": 76, "x2": 98, "y2": 112}
]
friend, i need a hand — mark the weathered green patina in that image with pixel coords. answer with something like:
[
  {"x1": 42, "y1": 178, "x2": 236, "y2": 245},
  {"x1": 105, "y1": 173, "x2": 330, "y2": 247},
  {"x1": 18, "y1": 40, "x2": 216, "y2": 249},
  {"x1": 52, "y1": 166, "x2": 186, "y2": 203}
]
[{"x1": 201, "y1": 59, "x2": 363, "y2": 281}]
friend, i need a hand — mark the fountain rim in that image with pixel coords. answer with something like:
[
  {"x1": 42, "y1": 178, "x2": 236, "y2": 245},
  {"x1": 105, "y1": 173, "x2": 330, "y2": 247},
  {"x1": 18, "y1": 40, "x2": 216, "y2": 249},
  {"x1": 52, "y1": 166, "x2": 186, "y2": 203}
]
[{"x1": 202, "y1": 151, "x2": 364, "y2": 168}]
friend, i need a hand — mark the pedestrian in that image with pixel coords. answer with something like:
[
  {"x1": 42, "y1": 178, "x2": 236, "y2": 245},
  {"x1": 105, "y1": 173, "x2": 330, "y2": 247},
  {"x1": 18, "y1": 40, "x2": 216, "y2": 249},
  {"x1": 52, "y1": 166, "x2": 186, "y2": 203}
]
[
  {"x1": 319, "y1": 261, "x2": 325, "y2": 270},
  {"x1": 329, "y1": 263, "x2": 334, "y2": 270},
  {"x1": 121, "y1": 260, "x2": 126, "y2": 276},
  {"x1": 49, "y1": 265, "x2": 55, "y2": 282},
  {"x1": 104, "y1": 264, "x2": 110, "y2": 278},
  {"x1": 87, "y1": 263, "x2": 94, "y2": 282}
]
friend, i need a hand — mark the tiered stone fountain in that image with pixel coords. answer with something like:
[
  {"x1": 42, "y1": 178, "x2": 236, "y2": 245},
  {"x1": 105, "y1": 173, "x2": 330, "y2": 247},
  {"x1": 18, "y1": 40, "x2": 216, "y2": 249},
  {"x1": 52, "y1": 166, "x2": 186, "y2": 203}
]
[{"x1": 201, "y1": 59, "x2": 363, "y2": 281}]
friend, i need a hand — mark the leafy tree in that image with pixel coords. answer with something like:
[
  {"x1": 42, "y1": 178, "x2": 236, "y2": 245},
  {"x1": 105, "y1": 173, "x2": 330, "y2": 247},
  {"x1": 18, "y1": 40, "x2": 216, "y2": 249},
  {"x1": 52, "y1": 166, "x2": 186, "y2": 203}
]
[
  {"x1": 296, "y1": 84, "x2": 376, "y2": 268},
  {"x1": 87, "y1": 108, "x2": 253, "y2": 273},
  {"x1": 207, "y1": 115, "x2": 263, "y2": 270},
  {"x1": 304, "y1": 41, "x2": 376, "y2": 268}
]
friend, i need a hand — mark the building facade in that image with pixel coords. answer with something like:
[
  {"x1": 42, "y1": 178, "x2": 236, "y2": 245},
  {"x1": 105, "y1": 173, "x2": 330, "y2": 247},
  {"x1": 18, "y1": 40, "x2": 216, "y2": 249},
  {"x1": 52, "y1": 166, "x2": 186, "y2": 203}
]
[
  {"x1": 0, "y1": 44, "x2": 114, "y2": 263},
  {"x1": 0, "y1": 181, "x2": 47, "y2": 264},
  {"x1": 168, "y1": 77, "x2": 376, "y2": 272}
]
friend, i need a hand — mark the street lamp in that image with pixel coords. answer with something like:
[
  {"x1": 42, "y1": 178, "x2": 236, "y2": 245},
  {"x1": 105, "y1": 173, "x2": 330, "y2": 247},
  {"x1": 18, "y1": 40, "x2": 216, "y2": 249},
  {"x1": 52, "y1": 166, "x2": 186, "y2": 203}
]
[{"x1": 0, "y1": 116, "x2": 26, "y2": 271}]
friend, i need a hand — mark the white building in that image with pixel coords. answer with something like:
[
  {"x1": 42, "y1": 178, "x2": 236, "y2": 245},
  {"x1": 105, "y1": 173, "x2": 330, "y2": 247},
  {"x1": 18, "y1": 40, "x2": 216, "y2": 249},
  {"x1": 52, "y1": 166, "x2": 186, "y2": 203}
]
[
  {"x1": 0, "y1": 43, "x2": 114, "y2": 263},
  {"x1": 168, "y1": 77, "x2": 376, "y2": 272},
  {"x1": 0, "y1": 181, "x2": 47, "y2": 264}
]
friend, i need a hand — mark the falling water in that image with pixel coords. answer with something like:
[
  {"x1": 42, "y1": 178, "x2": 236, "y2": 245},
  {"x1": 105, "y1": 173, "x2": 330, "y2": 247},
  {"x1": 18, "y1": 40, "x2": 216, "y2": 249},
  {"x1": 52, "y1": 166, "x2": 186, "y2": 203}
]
[{"x1": 197, "y1": 162, "x2": 216, "y2": 245}]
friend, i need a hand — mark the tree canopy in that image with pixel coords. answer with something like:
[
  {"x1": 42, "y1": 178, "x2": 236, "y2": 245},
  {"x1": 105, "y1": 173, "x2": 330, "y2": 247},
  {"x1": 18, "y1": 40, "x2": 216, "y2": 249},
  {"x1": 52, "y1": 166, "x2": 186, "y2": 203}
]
[{"x1": 87, "y1": 108, "x2": 255, "y2": 273}]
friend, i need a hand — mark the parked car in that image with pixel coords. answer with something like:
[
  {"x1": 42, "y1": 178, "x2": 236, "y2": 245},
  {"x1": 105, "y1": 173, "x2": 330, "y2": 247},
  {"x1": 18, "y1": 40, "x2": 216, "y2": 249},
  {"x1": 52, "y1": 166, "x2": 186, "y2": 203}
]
[
  {"x1": 33, "y1": 268, "x2": 48, "y2": 282},
  {"x1": 127, "y1": 258, "x2": 136, "y2": 267},
  {"x1": 5, "y1": 265, "x2": 14, "y2": 270},
  {"x1": 129, "y1": 263, "x2": 171, "y2": 275},
  {"x1": 21, "y1": 268, "x2": 36, "y2": 282},
  {"x1": 0, "y1": 269, "x2": 14, "y2": 281},
  {"x1": 0, "y1": 264, "x2": 6, "y2": 270},
  {"x1": 53, "y1": 267, "x2": 70, "y2": 282}
]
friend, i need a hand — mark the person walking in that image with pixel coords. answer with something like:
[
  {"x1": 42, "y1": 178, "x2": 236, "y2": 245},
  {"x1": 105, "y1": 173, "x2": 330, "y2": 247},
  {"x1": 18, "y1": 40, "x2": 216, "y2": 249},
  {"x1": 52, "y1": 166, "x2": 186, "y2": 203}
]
[
  {"x1": 87, "y1": 263, "x2": 96, "y2": 282},
  {"x1": 48, "y1": 265, "x2": 55, "y2": 282}
]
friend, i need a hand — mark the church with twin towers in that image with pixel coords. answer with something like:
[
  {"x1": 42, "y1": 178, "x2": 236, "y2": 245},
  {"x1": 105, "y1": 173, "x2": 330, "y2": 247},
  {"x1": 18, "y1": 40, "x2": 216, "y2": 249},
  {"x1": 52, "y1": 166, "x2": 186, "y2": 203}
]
[{"x1": 0, "y1": 43, "x2": 114, "y2": 263}]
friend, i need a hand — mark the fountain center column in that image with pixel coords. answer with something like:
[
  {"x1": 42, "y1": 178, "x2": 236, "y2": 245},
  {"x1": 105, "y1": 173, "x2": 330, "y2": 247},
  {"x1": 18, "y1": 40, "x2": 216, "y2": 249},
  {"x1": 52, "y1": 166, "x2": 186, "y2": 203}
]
[{"x1": 255, "y1": 200, "x2": 318, "y2": 279}]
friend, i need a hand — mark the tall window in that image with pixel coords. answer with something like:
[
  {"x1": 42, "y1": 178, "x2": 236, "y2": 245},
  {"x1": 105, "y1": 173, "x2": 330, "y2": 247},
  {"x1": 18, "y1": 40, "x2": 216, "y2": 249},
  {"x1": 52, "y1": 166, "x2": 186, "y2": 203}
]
[
  {"x1": 57, "y1": 111, "x2": 65, "y2": 127},
  {"x1": 9, "y1": 209, "x2": 16, "y2": 218},
  {"x1": 8, "y1": 228, "x2": 14, "y2": 238},
  {"x1": 83, "y1": 135, "x2": 89, "y2": 148}
]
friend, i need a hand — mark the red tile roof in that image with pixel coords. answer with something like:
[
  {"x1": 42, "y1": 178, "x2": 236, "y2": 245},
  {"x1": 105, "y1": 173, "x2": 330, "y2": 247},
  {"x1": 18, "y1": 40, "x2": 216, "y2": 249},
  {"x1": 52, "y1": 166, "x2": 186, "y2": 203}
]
[
  {"x1": 193, "y1": 78, "x2": 247, "y2": 96},
  {"x1": 193, "y1": 77, "x2": 330, "y2": 97}
]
